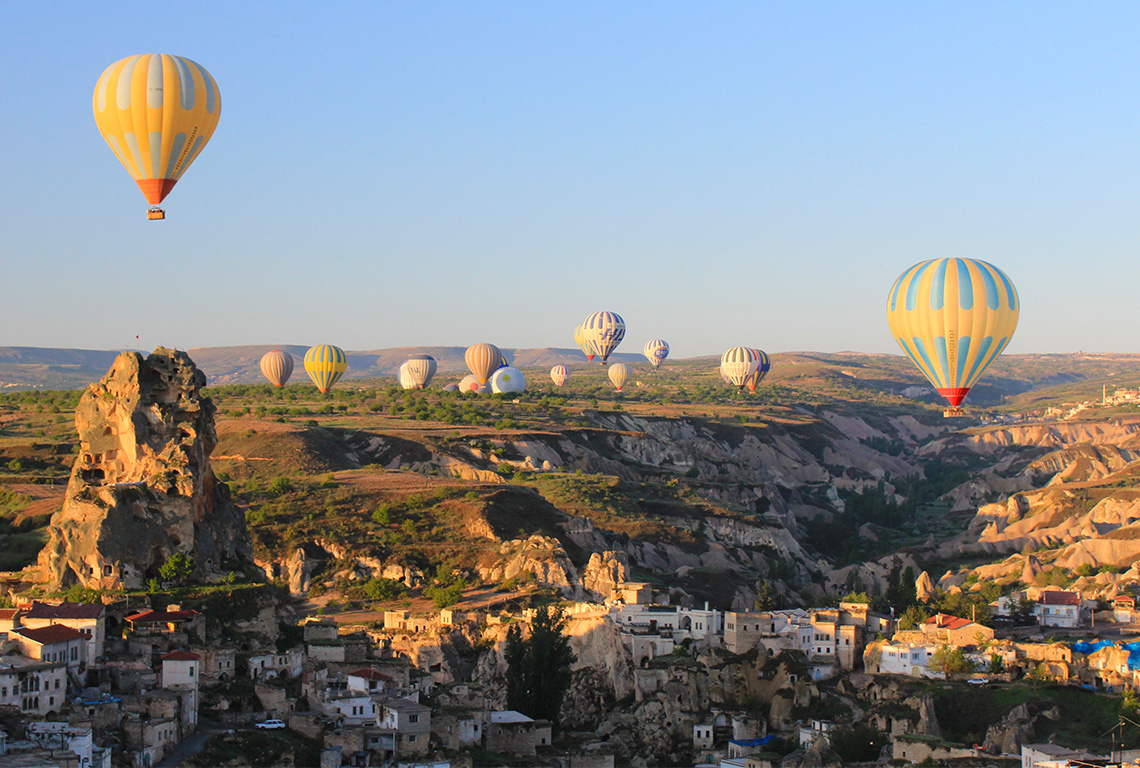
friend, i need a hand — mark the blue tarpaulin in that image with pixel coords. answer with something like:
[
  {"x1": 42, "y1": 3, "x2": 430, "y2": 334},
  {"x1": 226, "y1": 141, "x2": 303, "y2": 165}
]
[{"x1": 1071, "y1": 640, "x2": 1140, "y2": 670}]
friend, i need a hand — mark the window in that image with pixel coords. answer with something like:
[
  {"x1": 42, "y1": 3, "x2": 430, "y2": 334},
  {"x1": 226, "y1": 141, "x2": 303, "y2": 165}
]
[
  {"x1": 103, "y1": 565, "x2": 113, "y2": 576},
  {"x1": 189, "y1": 666, "x2": 195, "y2": 677},
  {"x1": 409, "y1": 714, "x2": 419, "y2": 723},
  {"x1": 408, "y1": 735, "x2": 417, "y2": 743}
]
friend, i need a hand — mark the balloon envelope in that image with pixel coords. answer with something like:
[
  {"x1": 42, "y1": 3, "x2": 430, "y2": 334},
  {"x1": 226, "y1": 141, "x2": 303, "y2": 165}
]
[
  {"x1": 93, "y1": 54, "x2": 221, "y2": 211},
  {"x1": 887, "y1": 258, "x2": 1019, "y2": 408},
  {"x1": 491, "y1": 366, "x2": 526, "y2": 394},
  {"x1": 720, "y1": 347, "x2": 759, "y2": 390},
  {"x1": 458, "y1": 374, "x2": 489, "y2": 394},
  {"x1": 397, "y1": 362, "x2": 416, "y2": 390},
  {"x1": 259, "y1": 350, "x2": 293, "y2": 387},
  {"x1": 550, "y1": 365, "x2": 570, "y2": 387},
  {"x1": 304, "y1": 345, "x2": 347, "y2": 394},
  {"x1": 608, "y1": 362, "x2": 632, "y2": 391},
  {"x1": 744, "y1": 349, "x2": 771, "y2": 393},
  {"x1": 643, "y1": 339, "x2": 669, "y2": 369},
  {"x1": 465, "y1": 343, "x2": 502, "y2": 385},
  {"x1": 574, "y1": 323, "x2": 595, "y2": 362},
  {"x1": 403, "y1": 354, "x2": 437, "y2": 389},
  {"x1": 582, "y1": 311, "x2": 625, "y2": 363}
]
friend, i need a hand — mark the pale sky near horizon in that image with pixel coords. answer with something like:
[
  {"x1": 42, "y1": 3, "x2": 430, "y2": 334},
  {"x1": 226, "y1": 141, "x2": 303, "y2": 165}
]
[{"x1": 2, "y1": 3, "x2": 1138, "y2": 357}]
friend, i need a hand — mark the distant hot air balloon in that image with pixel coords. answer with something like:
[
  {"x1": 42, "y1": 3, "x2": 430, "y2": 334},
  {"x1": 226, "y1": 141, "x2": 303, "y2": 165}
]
[
  {"x1": 720, "y1": 347, "x2": 760, "y2": 391},
  {"x1": 491, "y1": 367, "x2": 526, "y2": 394},
  {"x1": 465, "y1": 343, "x2": 502, "y2": 386},
  {"x1": 887, "y1": 258, "x2": 1019, "y2": 417},
  {"x1": 403, "y1": 354, "x2": 437, "y2": 389},
  {"x1": 303, "y1": 345, "x2": 347, "y2": 394},
  {"x1": 582, "y1": 311, "x2": 625, "y2": 364},
  {"x1": 643, "y1": 339, "x2": 669, "y2": 370},
  {"x1": 550, "y1": 365, "x2": 570, "y2": 387},
  {"x1": 93, "y1": 54, "x2": 221, "y2": 220},
  {"x1": 608, "y1": 363, "x2": 632, "y2": 392},
  {"x1": 744, "y1": 349, "x2": 771, "y2": 393},
  {"x1": 397, "y1": 362, "x2": 416, "y2": 390},
  {"x1": 442, "y1": 383, "x2": 460, "y2": 392},
  {"x1": 259, "y1": 350, "x2": 294, "y2": 387},
  {"x1": 458, "y1": 374, "x2": 489, "y2": 394},
  {"x1": 574, "y1": 323, "x2": 595, "y2": 362}
]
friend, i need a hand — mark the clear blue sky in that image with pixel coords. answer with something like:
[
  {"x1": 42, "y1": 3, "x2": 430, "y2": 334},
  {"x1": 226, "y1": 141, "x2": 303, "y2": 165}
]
[{"x1": 2, "y1": 3, "x2": 1138, "y2": 356}]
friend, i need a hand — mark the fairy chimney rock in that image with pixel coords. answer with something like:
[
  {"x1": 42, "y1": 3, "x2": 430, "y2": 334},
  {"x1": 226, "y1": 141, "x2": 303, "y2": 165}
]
[{"x1": 38, "y1": 347, "x2": 252, "y2": 590}]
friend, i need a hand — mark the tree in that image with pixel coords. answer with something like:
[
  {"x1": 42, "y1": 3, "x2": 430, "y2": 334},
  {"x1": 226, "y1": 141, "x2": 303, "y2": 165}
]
[
  {"x1": 929, "y1": 644, "x2": 974, "y2": 680},
  {"x1": 158, "y1": 552, "x2": 195, "y2": 585},
  {"x1": 504, "y1": 606, "x2": 576, "y2": 728}
]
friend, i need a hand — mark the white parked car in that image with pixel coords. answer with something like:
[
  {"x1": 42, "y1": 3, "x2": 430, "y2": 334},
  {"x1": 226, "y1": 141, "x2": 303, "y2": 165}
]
[{"x1": 255, "y1": 719, "x2": 286, "y2": 730}]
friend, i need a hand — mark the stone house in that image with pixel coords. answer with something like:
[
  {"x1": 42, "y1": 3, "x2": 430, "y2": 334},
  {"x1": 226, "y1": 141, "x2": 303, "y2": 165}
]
[
  {"x1": 248, "y1": 648, "x2": 304, "y2": 680},
  {"x1": 379, "y1": 698, "x2": 431, "y2": 754},
  {"x1": 19, "y1": 601, "x2": 106, "y2": 667},
  {"x1": 123, "y1": 714, "x2": 178, "y2": 768},
  {"x1": 10, "y1": 625, "x2": 87, "y2": 672},
  {"x1": 301, "y1": 616, "x2": 340, "y2": 643},
  {"x1": 1115, "y1": 594, "x2": 1136, "y2": 623},
  {"x1": 1036, "y1": 590, "x2": 1082, "y2": 628},
  {"x1": 920, "y1": 613, "x2": 994, "y2": 646},
  {"x1": 25, "y1": 722, "x2": 111, "y2": 768},
  {"x1": 160, "y1": 651, "x2": 200, "y2": 726},
  {"x1": 431, "y1": 710, "x2": 483, "y2": 750},
  {"x1": 383, "y1": 611, "x2": 437, "y2": 634},
  {"x1": 484, "y1": 711, "x2": 552, "y2": 757},
  {"x1": 0, "y1": 655, "x2": 68, "y2": 716},
  {"x1": 125, "y1": 605, "x2": 204, "y2": 640},
  {"x1": 190, "y1": 645, "x2": 236, "y2": 682},
  {"x1": 864, "y1": 641, "x2": 936, "y2": 677},
  {"x1": 346, "y1": 668, "x2": 393, "y2": 696}
]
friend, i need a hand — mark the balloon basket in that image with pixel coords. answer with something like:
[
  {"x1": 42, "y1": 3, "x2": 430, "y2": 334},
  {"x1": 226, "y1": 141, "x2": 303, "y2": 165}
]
[
  {"x1": 943, "y1": 407, "x2": 966, "y2": 418},
  {"x1": 147, "y1": 207, "x2": 166, "y2": 221}
]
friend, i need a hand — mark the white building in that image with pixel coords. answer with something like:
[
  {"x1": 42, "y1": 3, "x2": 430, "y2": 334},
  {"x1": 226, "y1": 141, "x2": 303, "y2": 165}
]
[
  {"x1": 161, "y1": 651, "x2": 200, "y2": 727},
  {"x1": 0, "y1": 656, "x2": 68, "y2": 717},
  {"x1": 873, "y1": 642, "x2": 937, "y2": 678}
]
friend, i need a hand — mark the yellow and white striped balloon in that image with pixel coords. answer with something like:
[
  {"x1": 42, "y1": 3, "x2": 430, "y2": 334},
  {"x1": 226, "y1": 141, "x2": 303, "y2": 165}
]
[
  {"x1": 303, "y1": 345, "x2": 348, "y2": 394},
  {"x1": 608, "y1": 362, "x2": 631, "y2": 392},
  {"x1": 93, "y1": 54, "x2": 221, "y2": 212}
]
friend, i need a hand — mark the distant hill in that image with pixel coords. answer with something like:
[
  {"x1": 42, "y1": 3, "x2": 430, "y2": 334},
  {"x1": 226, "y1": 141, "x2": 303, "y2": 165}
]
[
  {"x1": 3, "y1": 345, "x2": 1140, "y2": 408},
  {"x1": 0, "y1": 345, "x2": 644, "y2": 390}
]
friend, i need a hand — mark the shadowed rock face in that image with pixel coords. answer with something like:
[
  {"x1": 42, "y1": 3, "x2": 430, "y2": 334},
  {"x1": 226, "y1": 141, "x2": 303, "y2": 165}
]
[{"x1": 38, "y1": 347, "x2": 252, "y2": 590}]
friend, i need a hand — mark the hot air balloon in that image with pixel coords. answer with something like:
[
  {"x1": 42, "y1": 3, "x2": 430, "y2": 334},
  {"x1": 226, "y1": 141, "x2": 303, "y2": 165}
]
[
  {"x1": 643, "y1": 339, "x2": 669, "y2": 370},
  {"x1": 397, "y1": 362, "x2": 416, "y2": 390},
  {"x1": 574, "y1": 323, "x2": 595, "y2": 362},
  {"x1": 259, "y1": 350, "x2": 294, "y2": 388},
  {"x1": 888, "y1": 258, "x2": 1019, "y2": 417},
  {"x1": 550, "y1": 365, "x2": 570, "y2": 387},
  {"x1": 744, "y1": 350, "x2": 771, "y2": 393},
  {"x1": 93, "y1": 54, "x2": 221, "y2": 220},
  {"x1": 403, "y1": 354, "x2": 437, "y2": 389},
  {"x1": 465, "y1": 343, "x2": 502, "y2": 386},
  {"x1": 443, "y1": 383, "x2": 460, "y2": 392},
  {"x1": 304, "y1": 345, "x2": 347, "y2": 394},
  {"x1": 491, "y1": 367, "x2": 526, "y2": 394},
  {"x1": 582, "y1": 311, "x2": 625, "y2": 364},
  {"x1": 459, "y1": 374, "x2": 489, "y2": 393},
  {"x1": 720, "y1": 347, "x2": 759, "y2": 391},
  {"x1": 608, "y1": 363, "x2": 632, "y2": 392}
]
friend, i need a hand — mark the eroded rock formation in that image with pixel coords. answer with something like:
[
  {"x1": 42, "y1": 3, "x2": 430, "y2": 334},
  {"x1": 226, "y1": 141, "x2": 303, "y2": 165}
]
[{"x1": 38, "y1": 348, "x2": 252, "y2": 589}]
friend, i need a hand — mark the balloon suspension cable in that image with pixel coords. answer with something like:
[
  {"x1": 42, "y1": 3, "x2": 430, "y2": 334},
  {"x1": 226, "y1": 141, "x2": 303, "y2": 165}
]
[
  {"x1": 943, "y1": 407, "x2": 966, "y2": 418},
  {"x1": 146, "y1": 206, "x2": 166, "y2": 221}
]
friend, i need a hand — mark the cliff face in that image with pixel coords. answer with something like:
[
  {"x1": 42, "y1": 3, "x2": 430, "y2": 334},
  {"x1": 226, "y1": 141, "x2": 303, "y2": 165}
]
[{"x1": 38, "y1": 348, "x2": 252, "y2": 590}]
